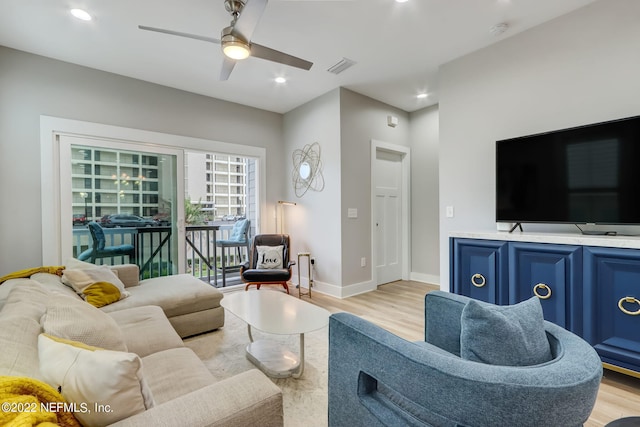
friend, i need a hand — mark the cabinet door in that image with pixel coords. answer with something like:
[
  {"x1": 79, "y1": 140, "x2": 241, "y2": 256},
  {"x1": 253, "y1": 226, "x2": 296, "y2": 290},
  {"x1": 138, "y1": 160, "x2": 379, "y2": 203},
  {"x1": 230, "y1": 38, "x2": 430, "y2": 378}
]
[
  {"x1": 508, "y1": 242, "x2": 582, "y2": 333},
  {"x1": 450, "y1": 238, "x2": 508, "y2": 304},
  {"x1": 584, "y1": 247, "x2": 640, "y2": 374}
]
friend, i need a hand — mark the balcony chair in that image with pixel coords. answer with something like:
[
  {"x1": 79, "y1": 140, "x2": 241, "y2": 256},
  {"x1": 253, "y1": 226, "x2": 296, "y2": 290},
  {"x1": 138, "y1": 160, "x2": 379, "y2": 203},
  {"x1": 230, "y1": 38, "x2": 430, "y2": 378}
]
[
  {"x1": 329, "y1": 291, "x2": 603, "y2": 427},
  {"x1": 215, "y1": 219, "x2": 250, "y2": 287},
  {"x1": 77, "y1": 222, "x2": 135, "y2": 264},
  {"x1": 241, "y1": 234, "x2": 295, "y2": 294}
]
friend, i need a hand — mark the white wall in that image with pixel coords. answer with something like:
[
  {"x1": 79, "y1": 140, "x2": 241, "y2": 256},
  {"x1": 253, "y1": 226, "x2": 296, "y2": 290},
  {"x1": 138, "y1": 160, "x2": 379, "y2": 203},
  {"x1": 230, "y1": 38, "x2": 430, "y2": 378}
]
[
  {"x1": 283, "y1": 89, "x2": 342, "y2": 295},
  {"x1": 0, "y1": 46, "x2": 284, "y2": 276},
  {"x1": 438, "y1": 0, "x2": 640, "y2": 290},
  {"x1": 409, "y1": 105, "x2": 440, "y2": 284}
]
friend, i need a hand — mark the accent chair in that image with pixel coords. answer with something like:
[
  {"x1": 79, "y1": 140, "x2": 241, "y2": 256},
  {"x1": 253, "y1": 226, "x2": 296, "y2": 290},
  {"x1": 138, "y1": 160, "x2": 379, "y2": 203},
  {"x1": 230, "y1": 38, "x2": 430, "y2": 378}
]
[
  {"x1": 78, "y1": 221, "x2": 135, "y2": 264},
  {"x1": 241, "y1": 234, "x2": 295, "y2": 294},
  {"x1": 328, "y1": 290, "x2": 603, "y2": 427}
]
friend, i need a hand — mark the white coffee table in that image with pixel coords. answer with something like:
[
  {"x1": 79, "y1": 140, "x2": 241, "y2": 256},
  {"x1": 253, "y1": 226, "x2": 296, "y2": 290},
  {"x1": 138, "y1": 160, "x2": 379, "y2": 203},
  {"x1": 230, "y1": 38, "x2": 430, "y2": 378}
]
[{"x1": 221, "y1": 290, "x2": 330, "y2": 379}]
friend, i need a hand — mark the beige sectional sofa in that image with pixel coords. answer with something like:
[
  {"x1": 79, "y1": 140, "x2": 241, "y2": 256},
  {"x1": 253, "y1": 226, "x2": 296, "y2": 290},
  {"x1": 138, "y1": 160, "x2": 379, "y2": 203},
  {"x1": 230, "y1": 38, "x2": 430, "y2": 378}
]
[
  {"x1": 95, "y1": 263, "x2": 224, "y2": 338},
  {"x1": 0, "y1": 263, "x2": 283, "y2": 426}
]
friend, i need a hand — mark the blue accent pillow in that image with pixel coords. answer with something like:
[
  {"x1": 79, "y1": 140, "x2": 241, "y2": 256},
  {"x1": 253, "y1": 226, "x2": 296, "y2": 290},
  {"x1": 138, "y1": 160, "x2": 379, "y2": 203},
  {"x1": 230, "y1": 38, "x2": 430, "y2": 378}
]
[{"x1": 460, "y1": 297, "x2": 552, "y2": 366}]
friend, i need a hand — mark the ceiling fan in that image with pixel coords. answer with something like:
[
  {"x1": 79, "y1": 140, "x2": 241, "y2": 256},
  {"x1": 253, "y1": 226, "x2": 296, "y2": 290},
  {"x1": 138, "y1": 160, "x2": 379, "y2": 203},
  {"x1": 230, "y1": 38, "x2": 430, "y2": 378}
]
[{"x1": 139, "y1": 0, "x2": 313, "y2": 80}]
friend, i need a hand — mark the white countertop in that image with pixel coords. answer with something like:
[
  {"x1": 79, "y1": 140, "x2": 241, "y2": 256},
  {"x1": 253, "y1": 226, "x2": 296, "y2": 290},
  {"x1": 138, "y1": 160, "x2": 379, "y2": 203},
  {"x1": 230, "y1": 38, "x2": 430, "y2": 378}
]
[{"x1": 450, "y1": 230, "x2": 640, "y2": 250}]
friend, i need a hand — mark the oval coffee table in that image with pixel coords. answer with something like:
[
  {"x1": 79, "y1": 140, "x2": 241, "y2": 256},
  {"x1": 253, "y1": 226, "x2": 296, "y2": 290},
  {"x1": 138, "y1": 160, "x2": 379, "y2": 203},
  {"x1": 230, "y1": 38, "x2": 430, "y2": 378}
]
[{"x1": 221, "y1": 290, "x2": 330, "y2": 378}]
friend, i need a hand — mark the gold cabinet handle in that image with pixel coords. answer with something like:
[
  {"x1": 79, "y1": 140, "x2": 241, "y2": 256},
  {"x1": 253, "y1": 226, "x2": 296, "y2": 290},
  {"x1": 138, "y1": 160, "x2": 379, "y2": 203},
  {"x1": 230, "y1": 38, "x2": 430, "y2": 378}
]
[
  {"x1": 471, "y1": 273, "x2": 486, "y2": 288},
  {"x1": 618, "y1": 296, "x2": 640, "y2": 316},
  {"x1": 533, "y1": 283, "x2": 552, "y2": 300}
]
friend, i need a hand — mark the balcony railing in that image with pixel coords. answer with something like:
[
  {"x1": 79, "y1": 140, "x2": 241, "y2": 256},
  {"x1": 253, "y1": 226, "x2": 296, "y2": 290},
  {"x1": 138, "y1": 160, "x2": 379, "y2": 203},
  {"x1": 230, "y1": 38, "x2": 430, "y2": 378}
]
[{"x1": 72, "y1": 222, "x2": 247, "y2": 287}]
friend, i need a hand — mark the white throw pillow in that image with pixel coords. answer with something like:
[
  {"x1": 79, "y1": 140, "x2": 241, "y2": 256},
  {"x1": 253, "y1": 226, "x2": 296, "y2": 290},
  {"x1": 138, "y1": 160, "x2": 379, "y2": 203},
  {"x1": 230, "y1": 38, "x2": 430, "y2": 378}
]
[
  {"x1": 62, "y1": 265, "x2": 130, "y2": 306},
  {"x1": 38, "y1": 333, "x2": 155, "y2": 426},
  {"x1": 41, "y1": 294, "x2": 127, "y2": 352},
  {"x1": 256, "y1": 245, "x2": 284, "y2": 269},
  {"x1": 65, "y1": 257, "x2": 104, "y2": 270}
]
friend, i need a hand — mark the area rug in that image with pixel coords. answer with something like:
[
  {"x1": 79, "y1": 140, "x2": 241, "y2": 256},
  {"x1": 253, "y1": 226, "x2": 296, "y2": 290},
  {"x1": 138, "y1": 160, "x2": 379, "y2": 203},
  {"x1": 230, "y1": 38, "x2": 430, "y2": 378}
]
[{"x1": 184, "y1": 310, "x2": 329, "y2": 427}]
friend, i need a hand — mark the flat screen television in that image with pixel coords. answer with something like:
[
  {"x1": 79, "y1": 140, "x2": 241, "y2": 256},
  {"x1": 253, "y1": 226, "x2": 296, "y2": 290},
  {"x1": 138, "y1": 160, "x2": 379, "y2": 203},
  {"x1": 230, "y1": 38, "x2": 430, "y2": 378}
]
[{"x1": 496, "y1": 115, "x2": 640, "y2": 226}]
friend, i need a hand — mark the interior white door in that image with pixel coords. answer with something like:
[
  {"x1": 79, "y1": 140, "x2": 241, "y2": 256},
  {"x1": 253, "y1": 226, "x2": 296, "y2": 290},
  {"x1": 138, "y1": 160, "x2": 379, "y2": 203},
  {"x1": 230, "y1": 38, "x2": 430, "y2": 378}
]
[{"x1": 375, "y1": 150, "x2": 403, "y2": 285}]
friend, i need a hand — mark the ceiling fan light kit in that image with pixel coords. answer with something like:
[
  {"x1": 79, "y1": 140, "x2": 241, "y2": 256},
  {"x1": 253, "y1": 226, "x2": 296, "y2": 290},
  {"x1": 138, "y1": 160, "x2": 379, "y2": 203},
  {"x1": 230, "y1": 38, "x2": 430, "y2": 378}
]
[{"x1": 221, "y1": 27, "x2": 250, "y2": 60}]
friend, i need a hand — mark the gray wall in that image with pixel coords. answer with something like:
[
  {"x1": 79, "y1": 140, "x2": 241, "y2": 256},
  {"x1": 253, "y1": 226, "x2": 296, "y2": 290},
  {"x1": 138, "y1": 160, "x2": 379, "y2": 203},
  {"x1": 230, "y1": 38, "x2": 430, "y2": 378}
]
[
  {"x1": 0, "y1": 46, "x2": 284, "y2": 275},
  {"x1": 0, "y1": 45, "x2": 442, "y2": 291},
  {"x1": 339, "y1": 89, "x2": 410, "y2": 289},
  {"x1": 283, "y1": 87, "x2": 426, "y2": 297},
  {"x1": 438, "y1": 0, "x2": 640, "y2": 289},
  {"x1": 409, "y1": 105, "x2": 439, "y2": 284}
]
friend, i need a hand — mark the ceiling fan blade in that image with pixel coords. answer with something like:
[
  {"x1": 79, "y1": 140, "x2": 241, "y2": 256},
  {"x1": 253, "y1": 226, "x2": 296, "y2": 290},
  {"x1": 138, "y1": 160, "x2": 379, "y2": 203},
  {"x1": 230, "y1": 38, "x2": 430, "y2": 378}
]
[
  {"x1": 138, "y1": 25, "x2": 221, "y2": 44},
  {"x1": 219, "y1": 57, "x2": 237, "y2": 80},
  {"x1": 250, "y1": 43, "x2": 313, "y2": 70},
  {"x1": 233, "y1": 0, "x2": 268, "y2": 41}
]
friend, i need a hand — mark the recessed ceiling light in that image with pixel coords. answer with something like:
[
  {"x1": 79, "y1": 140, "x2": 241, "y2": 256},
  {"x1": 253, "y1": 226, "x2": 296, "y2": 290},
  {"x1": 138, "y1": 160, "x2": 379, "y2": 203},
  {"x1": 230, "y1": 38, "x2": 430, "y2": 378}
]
[
  {"x1": 417, "y1": 93, "x2": 428, "y2": 99},
  {"x1": 396, "y1": 0, "x2": 409, "y2": 3},
  {"x1": 274, "y1": 76, "x2": 287, "y2": 84},
  {"x1": 70, "y1": 9, "x2": 92, "y2": 21}
]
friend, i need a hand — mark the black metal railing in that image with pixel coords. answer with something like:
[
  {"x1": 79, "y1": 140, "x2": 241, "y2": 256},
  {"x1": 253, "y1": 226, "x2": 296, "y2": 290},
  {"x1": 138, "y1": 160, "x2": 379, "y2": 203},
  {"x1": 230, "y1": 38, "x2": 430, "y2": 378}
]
[
  {"x1": 136, "y1": 226, "x2": 173, "y2": 279},
  {"x1": 185, "y1": 225, "x2": 219, "y2": 286},
  {"x1": 73, "y1": 223, "x2": 246, "y2": 286}
]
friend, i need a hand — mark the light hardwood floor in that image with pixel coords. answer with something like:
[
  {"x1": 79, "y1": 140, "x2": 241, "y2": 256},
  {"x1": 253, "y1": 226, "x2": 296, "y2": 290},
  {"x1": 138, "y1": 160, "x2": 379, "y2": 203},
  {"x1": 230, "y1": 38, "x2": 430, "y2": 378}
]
[{"x1": 306, "y1": 281, "x2": 640, "y2": 426}]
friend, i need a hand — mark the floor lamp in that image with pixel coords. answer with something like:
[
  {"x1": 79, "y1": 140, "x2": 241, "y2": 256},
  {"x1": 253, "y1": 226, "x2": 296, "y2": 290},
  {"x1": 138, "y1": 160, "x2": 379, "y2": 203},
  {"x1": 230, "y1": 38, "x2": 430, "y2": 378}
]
[{"x1": 276, "y1": 200, "x2": 296, "y2": 234}]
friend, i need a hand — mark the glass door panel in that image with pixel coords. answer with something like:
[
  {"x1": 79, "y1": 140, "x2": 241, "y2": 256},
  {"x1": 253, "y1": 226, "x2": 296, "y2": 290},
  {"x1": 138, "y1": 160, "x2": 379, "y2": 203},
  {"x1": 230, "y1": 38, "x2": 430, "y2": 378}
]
[{"x1": 61, "y1": 135, "x2": 183, "y2": 277}]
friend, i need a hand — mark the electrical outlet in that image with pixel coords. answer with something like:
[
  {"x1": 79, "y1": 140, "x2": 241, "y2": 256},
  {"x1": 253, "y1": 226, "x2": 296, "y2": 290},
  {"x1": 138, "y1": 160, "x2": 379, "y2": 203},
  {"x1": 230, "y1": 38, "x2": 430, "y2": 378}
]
[
  {"x1": 361, "y1": 257, "x2": 366, "y2": 267},
  {"x1": 311, "y1": 258, "x2": 315, "y2": 265}
]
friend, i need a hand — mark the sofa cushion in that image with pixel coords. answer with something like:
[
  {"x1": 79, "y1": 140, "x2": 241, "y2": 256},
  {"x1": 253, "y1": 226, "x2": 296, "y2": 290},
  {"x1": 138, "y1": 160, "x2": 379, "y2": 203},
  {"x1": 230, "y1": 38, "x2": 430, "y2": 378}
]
[
  {"x1": 100, "y1": 274, "x2": 223, "y2": 318},
  {"x1": 30, "y1": 273, "x2": 83, "y2": 299},
  {"x1": 41, "y1": 294, "x2": 127, "y2": 352},
  {"x1": 0, "y1": 282, "x2": 49, "y2": 379},
  {"x1": 109, "y1": 264, "x2": 140, "y2": 288},
  {"x1": 62, "y1": 265, "x2": 130, "y2": 307},
  {"x1": 0, "y1": 278, "x2": 26, "y2": 311},
  {"x1": 108, "y1": 306, "x2": 184, "y2": 357},
  {"x1": 141, "y1": 347, "x2": 214, "y2": 404},
  {"x1": 460, "y1": 297, "x2": 552, "y2": 366},
  {"x1": 38, "y1": 334, "x2": 155, "y2": 426}
]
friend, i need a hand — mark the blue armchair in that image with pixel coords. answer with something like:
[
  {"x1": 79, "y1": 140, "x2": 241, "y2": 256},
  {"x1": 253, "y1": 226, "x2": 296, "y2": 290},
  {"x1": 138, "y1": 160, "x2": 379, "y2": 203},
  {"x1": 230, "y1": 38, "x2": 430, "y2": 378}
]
[
  {"x1": 215, "y1": 219, "x2": 250, "y2": 286},
  {"x1": 328, "y1": 291, "x2": 602, "y2": 427}
]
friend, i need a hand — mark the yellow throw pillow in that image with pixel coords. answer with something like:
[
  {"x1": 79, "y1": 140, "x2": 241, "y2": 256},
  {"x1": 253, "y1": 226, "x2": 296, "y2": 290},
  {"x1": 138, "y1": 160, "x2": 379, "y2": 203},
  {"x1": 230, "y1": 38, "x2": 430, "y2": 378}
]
[
  {"x1": 38, "y1": 334, "x2": 155, "y2": 426},
  {"x1": 82, "y1": 281, "x2": 121, "y2": 307},
  {"x1": 61, "y1": 265, "x2": 129, "y2": 307}
]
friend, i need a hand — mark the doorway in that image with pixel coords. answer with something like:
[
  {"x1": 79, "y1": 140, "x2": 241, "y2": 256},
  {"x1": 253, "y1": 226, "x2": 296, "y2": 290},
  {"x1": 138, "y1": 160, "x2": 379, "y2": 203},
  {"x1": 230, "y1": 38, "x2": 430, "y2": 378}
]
[{"x1": 371, "y1": 140, "x2": 410, "y2": 286}]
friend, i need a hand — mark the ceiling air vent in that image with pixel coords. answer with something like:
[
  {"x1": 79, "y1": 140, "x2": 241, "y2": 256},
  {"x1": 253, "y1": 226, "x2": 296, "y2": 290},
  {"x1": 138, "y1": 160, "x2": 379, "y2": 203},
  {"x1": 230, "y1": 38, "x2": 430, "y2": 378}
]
[{"x1": 327, "y1": 57, "x2": 356, "y2": 75}]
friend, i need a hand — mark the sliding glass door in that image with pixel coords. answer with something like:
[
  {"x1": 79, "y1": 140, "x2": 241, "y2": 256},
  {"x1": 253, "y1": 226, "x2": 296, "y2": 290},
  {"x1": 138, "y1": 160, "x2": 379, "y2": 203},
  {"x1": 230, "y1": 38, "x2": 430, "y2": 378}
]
[{"x1": 59, "y1": 134, "x2": 184, "y2": 276}]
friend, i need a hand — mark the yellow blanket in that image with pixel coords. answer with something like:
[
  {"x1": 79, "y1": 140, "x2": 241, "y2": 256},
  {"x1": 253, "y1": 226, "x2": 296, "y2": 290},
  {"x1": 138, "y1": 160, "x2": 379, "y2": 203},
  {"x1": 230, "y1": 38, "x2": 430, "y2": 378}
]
[
  {"x1": 0, "y1": 267, "x2": 65, "y2": 285},
  {"x1": 0, "y1": 376, "x2": 81, "y2": 427}
]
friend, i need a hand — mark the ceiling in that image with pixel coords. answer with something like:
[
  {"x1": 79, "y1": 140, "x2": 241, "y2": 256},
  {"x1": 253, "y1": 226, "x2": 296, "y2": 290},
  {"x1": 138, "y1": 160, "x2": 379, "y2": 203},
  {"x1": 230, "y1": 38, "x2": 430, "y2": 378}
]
[{"x1": 0, "y1": 0, "x2": 597, "y2": 114}]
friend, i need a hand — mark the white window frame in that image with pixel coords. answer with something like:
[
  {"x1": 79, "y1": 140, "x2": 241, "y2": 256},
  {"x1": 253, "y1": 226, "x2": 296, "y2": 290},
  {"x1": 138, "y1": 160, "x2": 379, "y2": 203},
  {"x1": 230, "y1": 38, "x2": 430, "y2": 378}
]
[{"x1": 40, "y1": 116, "x2": 267, "y2": 269}]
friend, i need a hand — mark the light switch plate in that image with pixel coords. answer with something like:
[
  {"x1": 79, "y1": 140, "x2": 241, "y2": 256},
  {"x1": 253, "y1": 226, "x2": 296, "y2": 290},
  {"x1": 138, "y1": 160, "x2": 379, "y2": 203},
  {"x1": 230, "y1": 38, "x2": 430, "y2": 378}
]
[
  {"x1": 348, "y1": 208, "x2": 358, "y2": 218},
  {"x1": 446, "y1": 206, "x2": 454, "y2": 218}
]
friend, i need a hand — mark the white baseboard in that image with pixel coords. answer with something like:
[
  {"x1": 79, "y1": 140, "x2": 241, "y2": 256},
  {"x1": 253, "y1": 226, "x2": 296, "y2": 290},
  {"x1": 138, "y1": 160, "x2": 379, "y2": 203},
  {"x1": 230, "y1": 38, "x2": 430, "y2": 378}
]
[
  {"x1": 294, "y1": 273, "x2": 441, "y2": 299},
  {"x1": 409, "y1": 272, "x2": 440, "y2": 287},
  {"x1": 339, "y1": 280, "x2": 377, "y2": 298}
]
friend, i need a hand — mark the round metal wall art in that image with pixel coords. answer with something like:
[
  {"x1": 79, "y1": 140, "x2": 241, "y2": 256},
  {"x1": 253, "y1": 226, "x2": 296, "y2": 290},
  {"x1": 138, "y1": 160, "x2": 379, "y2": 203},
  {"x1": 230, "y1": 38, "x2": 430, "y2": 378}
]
[{"x1": 292, "y1": 142, "x2": 325, "y2": 197}]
